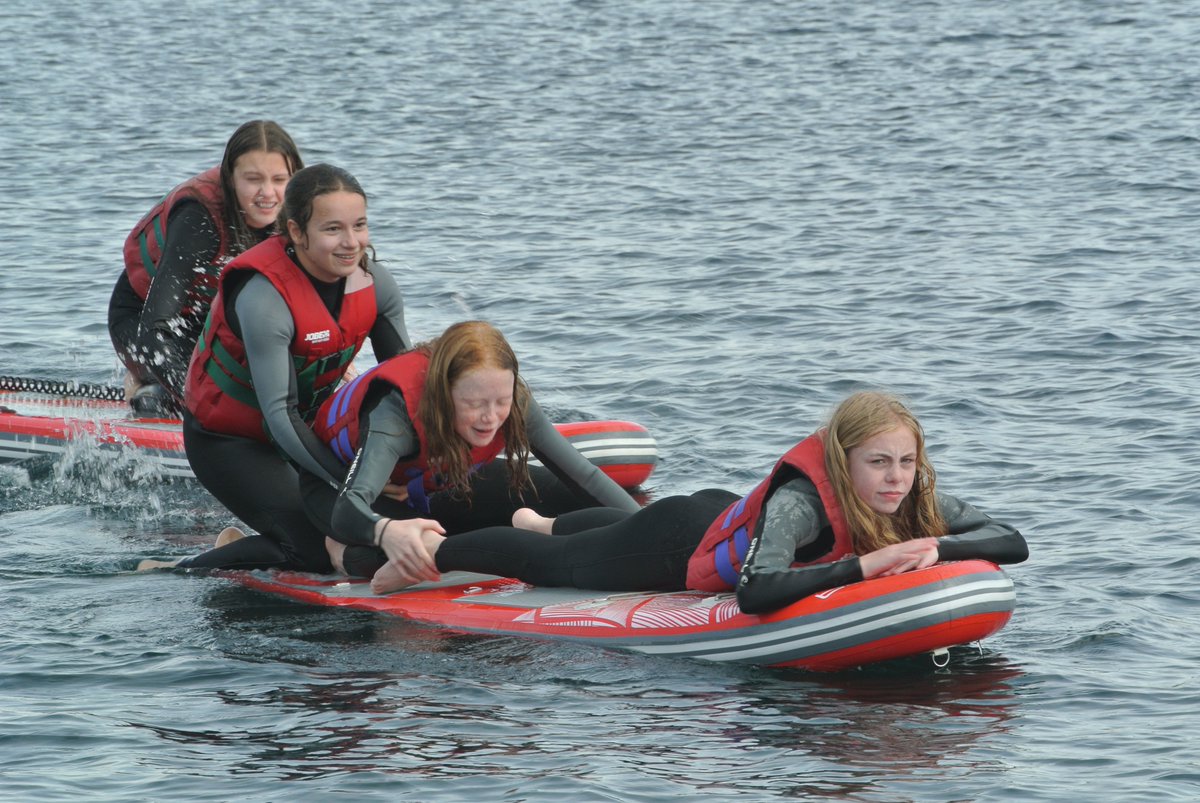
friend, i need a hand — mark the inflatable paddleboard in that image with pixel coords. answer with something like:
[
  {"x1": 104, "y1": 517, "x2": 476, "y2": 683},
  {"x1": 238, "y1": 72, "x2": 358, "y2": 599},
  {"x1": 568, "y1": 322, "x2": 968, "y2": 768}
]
[
  {"x1": 227, "y1": 559, "x2": 1015, "y2": 671},
  {"x1": 0, "y1": 388, "x2": 658, "y2": 488}
]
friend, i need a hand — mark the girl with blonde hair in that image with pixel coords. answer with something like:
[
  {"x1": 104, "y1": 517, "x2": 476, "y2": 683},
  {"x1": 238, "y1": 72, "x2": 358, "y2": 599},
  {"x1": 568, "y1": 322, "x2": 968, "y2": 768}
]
[{"x1": 394, "y1": 391, "x2": 1027, "y2": 613}]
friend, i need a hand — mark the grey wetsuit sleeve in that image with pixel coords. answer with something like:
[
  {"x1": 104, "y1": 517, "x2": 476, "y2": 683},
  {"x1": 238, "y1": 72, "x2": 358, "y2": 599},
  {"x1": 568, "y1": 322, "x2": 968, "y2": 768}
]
[
  {"x1": 934, "y1": 493, "x2": 1029, "y2": 564},
  {"x1": 329, "y1": 390, "x2": 420, "y2": 545},
  {"x1": 525, "y1": 396, "x2": 639, "y2": 512},
  {"x1": 235, "y1": 276, "x2": 347, "y2": 485},
  {"x1": 366, "y1": 262, "x2": 412, "y2": 358},
  {"x1": 736, "y1": 476, "x2": 864, "y2": 615}
]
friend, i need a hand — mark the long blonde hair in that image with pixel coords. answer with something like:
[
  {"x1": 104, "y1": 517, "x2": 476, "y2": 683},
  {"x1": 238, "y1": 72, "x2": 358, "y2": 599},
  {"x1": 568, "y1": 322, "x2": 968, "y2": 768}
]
[
  {"x1": 417, "y1": 321, "x2": 532, "y2": 498},
  {"x1": 823, "y1": 391, "x2": 946, "y2": 553}
]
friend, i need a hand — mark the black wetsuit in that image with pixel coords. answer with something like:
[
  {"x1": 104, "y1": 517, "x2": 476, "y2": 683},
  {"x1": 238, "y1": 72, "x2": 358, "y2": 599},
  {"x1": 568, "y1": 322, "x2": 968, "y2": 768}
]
[
  {"x1": 108, "y1": 200, "x2": 261, "y2": 408},
  {"x1": 177, "y1": 258, "x2": 411, "y2": 572},
  {"x1": 434, "y1": 489, "x2": 738, "y2": 591},
  {"x1": 433, "y1": 477, "x2": 1028, "y2": 615}
]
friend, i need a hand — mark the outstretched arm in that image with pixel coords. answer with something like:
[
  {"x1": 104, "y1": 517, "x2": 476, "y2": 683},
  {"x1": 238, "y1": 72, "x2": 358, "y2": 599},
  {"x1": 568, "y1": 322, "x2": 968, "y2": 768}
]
[
  {"x1": 934, "y1": 493, "x2": 1029, "y2": 564},
  {"x1": 325, "y1": 388, "x2": 444, "y2": 587},
  {"x1": 236, "y1": 276, "x2": 347, "y2": 485},
  {"x1": 328, "y1": 390, "x2": 421, "y2": 545},
  {"x1": 525, "y1": 396, "x2": 639, "y2": 513}
]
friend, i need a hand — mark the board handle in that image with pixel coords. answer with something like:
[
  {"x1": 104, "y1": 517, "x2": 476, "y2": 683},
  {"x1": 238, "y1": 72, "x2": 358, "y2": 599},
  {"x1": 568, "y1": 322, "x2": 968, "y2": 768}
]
[{"x1": 0, "y1": 375, "x2": 125, "y2": 402}]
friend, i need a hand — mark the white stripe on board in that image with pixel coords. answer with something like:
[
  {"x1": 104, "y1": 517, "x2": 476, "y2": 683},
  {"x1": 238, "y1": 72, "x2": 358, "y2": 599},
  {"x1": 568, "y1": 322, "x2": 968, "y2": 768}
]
[{"x1": 631, "y1": 577, "x2": 1015, "y2": 659}]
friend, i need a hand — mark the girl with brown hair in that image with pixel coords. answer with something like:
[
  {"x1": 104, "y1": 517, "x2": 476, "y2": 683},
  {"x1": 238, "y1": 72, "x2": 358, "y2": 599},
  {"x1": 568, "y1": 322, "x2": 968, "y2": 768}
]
[
  {"x1": 138, "y1": 164, "x2": 411, "y2": 573},
  {"x1": 108, "y1": 120, "x2": 304, "y2": 414},
  {"x1": 300, "y1": 320, "x2": 640, "y2": 591}
]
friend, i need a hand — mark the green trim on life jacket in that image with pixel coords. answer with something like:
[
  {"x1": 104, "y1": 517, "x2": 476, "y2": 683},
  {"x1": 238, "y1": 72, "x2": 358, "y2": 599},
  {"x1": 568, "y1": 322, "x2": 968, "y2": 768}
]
[
  {"x1": 211, "y1": 337, "x2": 254, "y2": 386},
  {"x1": 292, "y1": 345, "x2": 358, "y2": 420},
  {"x1": 138, "y1": 231, "x2": 156, "y2": 281},
  {"x1": 203, "y1": 354, "x2": 259, "y2": 411}
]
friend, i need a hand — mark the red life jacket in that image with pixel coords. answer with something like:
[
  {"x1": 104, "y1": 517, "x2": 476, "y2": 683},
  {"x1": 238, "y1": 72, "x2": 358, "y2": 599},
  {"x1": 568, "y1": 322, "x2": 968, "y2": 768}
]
[
  {"x1": 686, "y1": 432, "x2": 855, "y2": 592},
  {"x1": 122, "y1": 166, "x2": 230, "y2": 305},
  {"x1": 184, "y1": 235, "x2": 377, "y2": 441},
  {"x1": 313, "y1": 350, "x2": 508, "y2": 512}
]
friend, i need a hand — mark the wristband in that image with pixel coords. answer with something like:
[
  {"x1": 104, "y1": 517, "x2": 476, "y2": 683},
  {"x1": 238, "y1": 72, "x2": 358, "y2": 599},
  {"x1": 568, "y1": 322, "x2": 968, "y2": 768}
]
[{"x1": 375, "y1": 518, "x2": 391, "y2": 547}]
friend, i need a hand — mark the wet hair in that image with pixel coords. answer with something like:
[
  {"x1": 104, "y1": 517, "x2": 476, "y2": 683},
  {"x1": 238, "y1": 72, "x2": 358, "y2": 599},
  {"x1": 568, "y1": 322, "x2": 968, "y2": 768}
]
[
  {"x1": 278, "y1": 163, "x2": 375, "y2": 269},
  {"x1": 823, "y1": 391, "x2": 946, "y2": 553},
  {"x1": 219, "y1": 120, "x2": 303, "y2": 251},
  {"x1": 416, "y1": 321, "x2": 532, "y2": 499}
]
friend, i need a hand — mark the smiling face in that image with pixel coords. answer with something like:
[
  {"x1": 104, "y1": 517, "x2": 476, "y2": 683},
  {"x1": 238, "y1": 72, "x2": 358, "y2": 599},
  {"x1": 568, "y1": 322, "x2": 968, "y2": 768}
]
[
  {"x1": 450, "y1": 366, "x2": 514, "y2": 448},
  {"x1": 847, "y1": 424, "x2": 918, "y2": 515},
  {"x1": 231, "y1": 150, "x2": 292, "y2": 230},
  {"x1": 287, "y1": 190, "x2": 369, "y2": 283}
]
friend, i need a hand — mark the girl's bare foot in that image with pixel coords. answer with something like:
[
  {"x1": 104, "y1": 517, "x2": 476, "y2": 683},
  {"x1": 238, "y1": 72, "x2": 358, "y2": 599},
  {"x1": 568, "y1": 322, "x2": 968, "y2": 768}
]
[
  {"x1": 370, "y1": 529, "x2": 447, "y2": 594},
  {"x1": 136, "y1": 558, "x2": 181, "y2": 571},
  {"x1": 214, "y1": 526, "x2": 246, "y2": 548},
  {"x1": 512, "y1": 507, "x2": 555, "y2": 534},
  {"x1": 137, "y1": 525, "x2": 244, "y2": 573},
  {"x1": 326, "y1": 537, "x2": 348, "y2": 575},
  {"x1": 370, "y1": 560, "x2": 410, "y2": 594}
]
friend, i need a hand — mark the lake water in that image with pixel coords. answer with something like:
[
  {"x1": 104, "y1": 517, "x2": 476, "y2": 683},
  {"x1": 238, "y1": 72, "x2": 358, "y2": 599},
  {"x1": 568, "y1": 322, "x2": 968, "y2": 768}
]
[{"x1": 2, "y1": 0, "x2": 1198, "y2": 800}]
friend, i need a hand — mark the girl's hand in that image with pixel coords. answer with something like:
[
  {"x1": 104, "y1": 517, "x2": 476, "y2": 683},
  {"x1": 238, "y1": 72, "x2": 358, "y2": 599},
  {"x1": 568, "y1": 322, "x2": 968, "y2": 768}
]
[
  {"x1": 378, "y1": 518, "x2": 446, "y2": 585},
  {"x1": 859, "y1": 537, "x2": 940, "y2": 579}
]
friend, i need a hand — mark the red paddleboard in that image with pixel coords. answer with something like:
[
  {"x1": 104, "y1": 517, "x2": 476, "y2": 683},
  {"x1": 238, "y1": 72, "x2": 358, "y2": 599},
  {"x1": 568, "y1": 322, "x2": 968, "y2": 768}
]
[
  {"x1": 0, "y1": 390, "x2": 658, "y2": 488},
  {"x1": 225, "y1": 559, "x2": 1015, "y2": 671}
]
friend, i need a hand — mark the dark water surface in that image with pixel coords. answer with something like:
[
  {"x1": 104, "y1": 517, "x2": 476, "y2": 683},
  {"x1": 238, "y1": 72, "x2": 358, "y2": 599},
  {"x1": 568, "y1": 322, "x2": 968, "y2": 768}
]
[{"x1": 2, "y1": 1, "x2": 1198, "y2": 800}]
